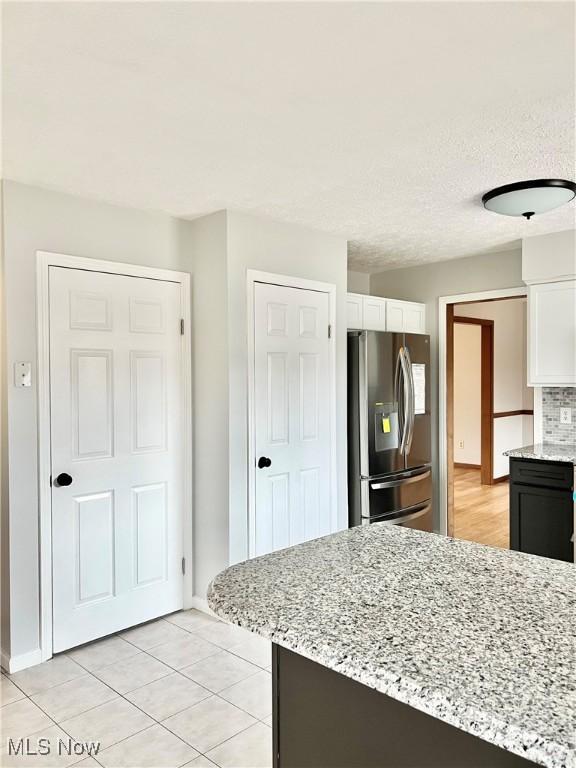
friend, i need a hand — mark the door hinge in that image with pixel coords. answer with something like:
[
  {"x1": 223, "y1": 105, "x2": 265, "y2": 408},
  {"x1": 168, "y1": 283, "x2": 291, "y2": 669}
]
[
  {"x1": 328, "y1": 324, "x2": 332, "y2": 339},
  {"x1": 180, "y1": 318, "x2": 185, "y2": 335},
  {"x1": 181, "y1": 557, "x2": 186, "y2": 575}
]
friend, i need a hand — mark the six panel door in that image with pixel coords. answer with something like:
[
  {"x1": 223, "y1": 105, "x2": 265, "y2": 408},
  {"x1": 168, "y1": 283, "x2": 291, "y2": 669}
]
[
  {"x1": 50, "y1": 267, "x2": 184, "y2": 652},
  {"x1": 253, "y1": 282, "x2": 332, "y2": 556}
]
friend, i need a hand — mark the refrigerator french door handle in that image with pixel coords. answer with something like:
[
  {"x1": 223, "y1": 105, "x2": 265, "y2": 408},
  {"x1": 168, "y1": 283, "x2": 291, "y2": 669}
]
[
  {"x1": 358, "y1": 331, "x2": 369, "y2": 477},
  {"x1": 403, "y1": 346, "x2": 415, "y2": 454},
  {"x1": 394, "y1": 347, "x2": 406, "y2": 454},
  {"x1": 370, "y1": 468, "x2": 431, "y2": 490},
  {"x1": 398, "y1": 347, "x2": 412, "y2": 455}
]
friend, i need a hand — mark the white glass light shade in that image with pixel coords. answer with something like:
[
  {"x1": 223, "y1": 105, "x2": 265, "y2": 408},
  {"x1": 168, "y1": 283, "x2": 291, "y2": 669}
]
[{"x1": 482, "y1": 180, "x2": 576, "y2": 219}]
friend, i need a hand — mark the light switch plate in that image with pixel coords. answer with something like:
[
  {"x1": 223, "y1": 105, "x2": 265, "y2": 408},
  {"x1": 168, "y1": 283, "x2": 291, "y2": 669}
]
[
  {"x1": 560, "y1": 407, "x2": 572, "y2": 425},
  {"x1": 14, "y1": 362, "x2": 32, "y2": 388}
]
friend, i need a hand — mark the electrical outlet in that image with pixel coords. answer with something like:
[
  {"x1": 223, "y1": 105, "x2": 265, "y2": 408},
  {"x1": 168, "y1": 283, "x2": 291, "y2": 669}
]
[
  {"x1": 458, "y1": 440, "x2": 464, "y2": 449},
  {"x1": 560, "y1": 407, "x2": 572, "y2": 425}
]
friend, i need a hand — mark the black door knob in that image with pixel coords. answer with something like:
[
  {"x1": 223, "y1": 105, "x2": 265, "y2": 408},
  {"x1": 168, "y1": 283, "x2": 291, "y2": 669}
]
[
  {"x1": 55, "y1": 473, "x2": 73, "y2": 487},
  {"x1": 257, "y1": 457, "x2": 272, "y2": 469}
]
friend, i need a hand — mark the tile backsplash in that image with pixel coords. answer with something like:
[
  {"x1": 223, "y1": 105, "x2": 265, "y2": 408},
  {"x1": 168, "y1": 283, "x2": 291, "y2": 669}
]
[{"x1": 542, "y1": 388, "x2": 576, "y2": 444}]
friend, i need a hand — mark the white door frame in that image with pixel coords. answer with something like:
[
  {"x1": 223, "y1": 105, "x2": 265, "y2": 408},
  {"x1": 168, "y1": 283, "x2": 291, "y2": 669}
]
[
  {"x1": 246, "y1": 270, "x2": 337, "y2": 558},
  {"x1": 36, "y1": 250, "x2": 193, "y2": 662},
  {"x1": 438, "y1": 285, "x2": 531, "y2": 536}
]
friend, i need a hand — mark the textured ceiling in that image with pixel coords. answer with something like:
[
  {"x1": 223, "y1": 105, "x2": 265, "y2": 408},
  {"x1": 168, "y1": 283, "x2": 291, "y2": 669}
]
[{"x1": 3, "y1": 2, "x2": 575, "y2": 272}]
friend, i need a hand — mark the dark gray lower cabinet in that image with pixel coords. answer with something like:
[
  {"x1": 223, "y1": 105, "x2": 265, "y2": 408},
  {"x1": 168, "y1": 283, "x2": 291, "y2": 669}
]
[
  {"x1": 509, "y1": 458, "x2": 574, "y2": 562},
  {"x1": 272, "y1": 644, "x2": 537, "y2": 768}
]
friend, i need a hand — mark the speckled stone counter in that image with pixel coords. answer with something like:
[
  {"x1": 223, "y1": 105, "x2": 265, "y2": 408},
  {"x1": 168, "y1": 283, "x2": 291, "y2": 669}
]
[
  {"x1": 208, "y1": 524, "x2": 575, "y2": 768},
  {"x1": 504, "y1": 443, "x2": 576, "y2": 464}
]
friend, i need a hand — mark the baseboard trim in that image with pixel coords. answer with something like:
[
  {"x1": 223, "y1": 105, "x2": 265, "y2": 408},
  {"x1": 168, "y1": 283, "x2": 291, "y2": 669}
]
[
  {"x1": 454, "y1": 463, "x2": 481, "y2": 470},
  {"x1": 1, "y1": 600, "x2": 222, "y2": 674},
  {"x1": 190, "y1": 595, "x2": 219, "y2": 619},
  {"x1": 1, "y1": 647, "x2": 43, "y2": 673},
  {"x1": 493, "y1": 475, "x2": 510, "y2": 484}
]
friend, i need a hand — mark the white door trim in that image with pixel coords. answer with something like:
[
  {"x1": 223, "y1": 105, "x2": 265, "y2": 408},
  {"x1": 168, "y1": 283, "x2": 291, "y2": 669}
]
[
  {"x1": 438, "y1": 285, "x2": 528, "y2": 536},
  {"x1": 246, "y1": 270, "x2": 337, "y2": 558},
  {"x1": 36, "y1": 250, "x2": 192, "y2": 662}
]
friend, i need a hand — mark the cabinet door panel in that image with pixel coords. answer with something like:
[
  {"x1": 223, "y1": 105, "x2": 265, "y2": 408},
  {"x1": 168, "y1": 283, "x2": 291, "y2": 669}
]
[
  {"x1": 362, "y1": 297, "x2": 387, "y2": 331},
  {"x1": 528, "y1": 281, "x2": 576, "y2": 385},
  {"x1": 387, "y1": 300, "x2": 426, "y2": 334},
  {"x1": 404, "y1": 305, "x2": 426, "y2": 334},
  {"x1": 346, "y1": 295, "x2": 363, "y2": 329},
  {"x1": 510, "y1": 484, "x2": 573, "y2": 562}
]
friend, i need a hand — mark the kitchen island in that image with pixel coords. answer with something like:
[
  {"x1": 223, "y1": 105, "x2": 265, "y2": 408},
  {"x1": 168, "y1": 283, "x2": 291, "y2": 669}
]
[{"x1": 208, "y1": 524, "x2": 575, "y2": 768}]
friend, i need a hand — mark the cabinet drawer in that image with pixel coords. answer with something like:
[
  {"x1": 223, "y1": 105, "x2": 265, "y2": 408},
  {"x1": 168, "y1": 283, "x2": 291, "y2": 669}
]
[{"x1": 510, "y1": 458, "x2": 574, "y2": 490}]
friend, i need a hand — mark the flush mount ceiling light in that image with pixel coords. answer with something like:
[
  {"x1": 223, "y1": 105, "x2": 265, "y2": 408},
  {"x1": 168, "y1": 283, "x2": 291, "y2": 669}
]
[{"x1": 482, "y1": 179, "x2": 576, "y2": 220}]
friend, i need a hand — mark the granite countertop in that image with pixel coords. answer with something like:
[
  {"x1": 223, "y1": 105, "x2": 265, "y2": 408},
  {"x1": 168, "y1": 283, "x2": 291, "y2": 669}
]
[
  {"x1": 208, "y1": 525, "x2": 575, "y2": 768},
  {"x1": 504, "y1": 443, "x2": 576, "y2": 464}
]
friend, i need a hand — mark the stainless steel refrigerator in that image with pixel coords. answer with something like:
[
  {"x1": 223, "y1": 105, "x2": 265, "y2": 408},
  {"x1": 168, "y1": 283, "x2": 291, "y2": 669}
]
[{"x1": 348, "y1": 330, "x2": 433, "y2": 531}]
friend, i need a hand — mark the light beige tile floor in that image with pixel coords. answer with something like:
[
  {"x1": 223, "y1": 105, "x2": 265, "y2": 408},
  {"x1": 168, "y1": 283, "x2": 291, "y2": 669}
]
[{"x1": 1, "y1": 611, "x2": 272, "y2": 768}]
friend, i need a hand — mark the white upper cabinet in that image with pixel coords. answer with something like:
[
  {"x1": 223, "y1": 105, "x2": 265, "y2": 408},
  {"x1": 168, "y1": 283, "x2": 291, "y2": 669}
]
[
  {"x1": 346, "y1": 293, "x2": 426, "y2": 333},
  {"x1": 386, "y1": 299, "x2": 426, "y2": 334},
  {"x1": 346, "y1": 293, "x2": 364, "y2": 329},
  {"x1": 528, "y1": 280, "x2": 576, "y2": 386},
  {"x1": 362, "y1": 296, "x2": 387, "y2": 331},
  {"x1": 522, "y1": 230, "x2": 576, "y2": 386}
]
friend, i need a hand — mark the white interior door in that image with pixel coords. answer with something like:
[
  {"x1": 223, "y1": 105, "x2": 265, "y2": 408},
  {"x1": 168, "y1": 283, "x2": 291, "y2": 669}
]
[
  {"x1": 253, "y1": 282, "x2": 332, "y2": 556},
  {"x1": 50, "y1": 266, "x2": 184, "y2": 652}
]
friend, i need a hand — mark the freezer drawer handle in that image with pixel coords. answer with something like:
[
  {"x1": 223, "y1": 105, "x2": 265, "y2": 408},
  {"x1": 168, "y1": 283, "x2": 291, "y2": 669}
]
[
  {"x1": 371, "y1": 503, "x2": 432, "y2": 525},
  {"x1": 370, "y1": 469, "x2": 431, "y2": 490}
]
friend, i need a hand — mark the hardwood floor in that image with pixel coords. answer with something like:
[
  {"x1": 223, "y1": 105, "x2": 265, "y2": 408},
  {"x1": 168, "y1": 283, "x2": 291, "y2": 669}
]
[{"x1": 453, "y1": 467, "x2": 509, "y2": 549}]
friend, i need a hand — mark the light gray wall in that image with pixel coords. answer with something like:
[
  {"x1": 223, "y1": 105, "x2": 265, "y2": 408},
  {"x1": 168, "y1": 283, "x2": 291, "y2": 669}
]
[
  {"x1": 1, "y1": 183, "x2": 349, "y2": 662},
  {"x1": 347, "y1": 270, "x2": 370, "y2": 294},
  {"x1": 182, "y1": 212, "x2": 230, "y2": 600},
  {"x1": 370, "y1": 248, "x2": 524, "y2": 528},
  {"x1": 226, "y1": 212, "x2": 349, "y2": 571},
  {"x1": 1, "y1": 181, "x2": 188, "y2": 661},
  {"x1": 1, "y1": 182, "x2": 10, "y2": 659}
]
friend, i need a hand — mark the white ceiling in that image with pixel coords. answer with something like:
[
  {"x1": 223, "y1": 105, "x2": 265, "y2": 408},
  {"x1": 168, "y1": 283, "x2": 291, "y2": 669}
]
[{"x1": 3, "y1": 2, "x2": 575, "y2": 272}]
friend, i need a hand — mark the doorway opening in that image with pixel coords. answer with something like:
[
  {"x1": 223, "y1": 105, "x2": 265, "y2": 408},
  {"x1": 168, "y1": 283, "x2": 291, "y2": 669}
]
[{"x1": 446, "y1": 294, "x2": 534, "y2": 548}]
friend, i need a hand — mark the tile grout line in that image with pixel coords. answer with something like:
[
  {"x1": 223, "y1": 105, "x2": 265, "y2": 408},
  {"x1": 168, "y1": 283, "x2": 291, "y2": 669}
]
[
  {"x1": 160, "y1": 711, "x2": 258, "y2": 767},
  {"x1": 88, "y1": 663, "x2": 174, "y2": 696},
  {"x1": 121, "y1": 617, "x2": 271, "y2": 672},
  {"x1": 117, "y1": 624, "x2": 272, "y2": 762},
  {"x1": 202, "y1": 717, "x2": 273, "y2": 761},
  {"x1": 5, "y1": 672, "x2": 191, "y2": 763},
  {"x1": 4, "y1": 613, "x2": 272, "y2": 767},
  {"x1": 0, "y1": 688, "x2": 87, "y2": 766},
  {"x1": 30, "y1": 685, "x2": 120, "y2": 727},
  {"x1": 117, "y1": 623, "x2": 271, "y2": 717},
  {"x1": 130, "y1": 647, "x2": 271, "y2": 727},
  {"x1": 57, "y1": 649, "x2": 251, "y2": 761}
]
